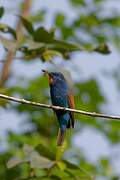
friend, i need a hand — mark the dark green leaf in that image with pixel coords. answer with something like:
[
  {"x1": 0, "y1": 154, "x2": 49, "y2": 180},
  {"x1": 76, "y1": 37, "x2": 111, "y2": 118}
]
[
  {"x1": 39, "y1": 178, "x2": 55, "y2": 180},
  {"x1": 102, "y1": 17, "x2": 120, "y2": 27},
  {"x1": 20, "y1": 16, "x2": 34, "y2": 35},
  {"x1": 55, "y1": 13, "x2": 65, "y2": 27},
  {"x1": 69, "y1": 0, "x2": 86, "y2": 7},
  {"x1": 35, "y1": 144, "x2": 55, "y2": 160},
  {"x1": 63, "y1": 160, "x2": 79, "y2": 169},
  {"x1": 49, "y1": 27, "x2": 56, "y2": 38},
  {"x1": 50, "y1": 166, "x2": 70, "y2": 178},
  {"x1": 0, "y1": 7, "x2": 4, "y2": 18},
  {"x1": 54, "y1": 39, "x2": 83, "y2": 51},
  {"x1": 6, "y1": 163, "x2": 31, "y2": 180},
  {"x1": 49, "y1": 176, "x2": 61, "y2": 180},
  {"x1": 0, "y1": 23, "x2": 16, "y2": 39},
  {"x1": 6, "y1": 166, "x2": 21, "y2": 180},
  {"x1": 18, "y1": 45, "x2": 45, "y2": 60},
  {"x1": 64, "y1": 161, "x2": 93, "y2": 179},
  {"x1": 94, "y1": 43, "x2": 111, "y2": 54},
  {"x1": 61, "y1": 26, "x2": 74, "y2": 40},
  {"x1": 34, "y1": 27, "x2": 54, "y2": 43}
]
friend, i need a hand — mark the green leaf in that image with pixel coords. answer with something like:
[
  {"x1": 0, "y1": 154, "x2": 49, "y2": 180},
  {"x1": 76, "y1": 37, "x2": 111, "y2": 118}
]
[
  {"x1": 18, "y1": 46, "x2": 45, "y2": 60},
  {"x1": 94, "y1": 43, "x2": 111, "y2": 54},
  {"x1": 39, "y1": 178, "x2": 56, "y2": 180},
  {"x1": 99, "y1": 158, "x2": 109, "y2": 169},
  {"x1": 54, "y1": 39, "x2": 83, "y2": 51},
  {"x1": 0, "y1": 88, "x2": 10, "y2": 107},
  {"x1": 55, "y1": 13, "x2": 65, "y2": 27},
  {"x1": 0, "y1": 35, "x2": 18, "y2": 52},
  {"x1": 30, "y1": 9, "x2": 46, "y2": 23},
  {"x1": 20, "y1": 16, "x2": 34, "y2": 35},
  {"x1": 63, "y1": 160, "x2": 79, "y2": 169},
  {"x1": 34, "y1": 27, "x2": 54, "y2": 43},
  {"x1": 0, "y1": 7, "x2": 4, "y2": 18},
  {"x1": 30, "y1": 152, "x2": 55, "y2": 169},
  {"x1": 34, "y1": 169, "x2": 47, "y2": 178},
  {"x1": 57, "y1": 161, "x2": 66, "y2": 170},
  {"x1": 49, "y1": 27, "x2": 56, "y2": 38},
  {"x1": 6, "y1": 162, "x2": 31, "y2": 180},
  {"x1": 102, "y1": 17, "x2": 120, "y2": 27},
  {"x1": 35, "y1": 144, "x2": 55, "y2": 160},
  {"x1": 26, "y1": 39, "x2": 45, "y2": 50},
  {"x1": 42, "y1": 50, "x2": 62, "y2": 61},
  {"x1": 61, "y1": 26, "x2": 74, "y2": 40},
  {"x1": 69, "y1": 0, "x2": 85, "y2": 7},
  {"x1": 64, "y1": 161, "x2": 94, "y2": 179},
  {"x1": 0, "y1": 23, "x2": 16, "y2": 39},
  {"x1": 50, "y1": 166, "x2": 70, "y2": 178}
]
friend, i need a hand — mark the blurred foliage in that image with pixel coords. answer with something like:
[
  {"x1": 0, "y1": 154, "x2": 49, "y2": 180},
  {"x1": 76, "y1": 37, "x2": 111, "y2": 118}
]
[
  {"x1": 0, "y1": 6, "x2": 4, "y2": 19},
  {"x1": 0, "y1": 0, "x2": 120, "y2": 179}
]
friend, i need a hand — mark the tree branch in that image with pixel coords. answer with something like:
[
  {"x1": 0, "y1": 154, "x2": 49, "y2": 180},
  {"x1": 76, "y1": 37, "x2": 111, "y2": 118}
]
[
  {"x1": 0, "y1": 93, "x2": 120, "y2": 121},
  {"x1": 0, "y1": 0, "x2": 31, "y2": 87}
]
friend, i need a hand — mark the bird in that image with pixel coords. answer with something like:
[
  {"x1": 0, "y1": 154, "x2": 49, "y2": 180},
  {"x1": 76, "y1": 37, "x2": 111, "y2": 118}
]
[{"x1": 42, "y1": 70, "x2": 75, "y2": 146}]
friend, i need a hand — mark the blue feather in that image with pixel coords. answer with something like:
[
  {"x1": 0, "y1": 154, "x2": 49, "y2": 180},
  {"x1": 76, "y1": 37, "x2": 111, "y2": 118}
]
[
  {"x1": 50, "y1": 74, "x2": 70, "y2": 130},
  {"x1": 47, "y1": 71, "x2": 74, "y2": 145}
]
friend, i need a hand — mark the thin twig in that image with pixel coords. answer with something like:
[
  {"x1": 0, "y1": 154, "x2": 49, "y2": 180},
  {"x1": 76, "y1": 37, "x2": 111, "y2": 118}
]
[{"x1": 0, "y1": 93, "x2": 120, "y2": 121}]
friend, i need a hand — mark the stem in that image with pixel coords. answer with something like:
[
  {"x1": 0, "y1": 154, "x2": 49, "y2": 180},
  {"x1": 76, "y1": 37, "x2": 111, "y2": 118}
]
[{"x1": 56, "y1": 145, "x2": 65, "y2": 161}]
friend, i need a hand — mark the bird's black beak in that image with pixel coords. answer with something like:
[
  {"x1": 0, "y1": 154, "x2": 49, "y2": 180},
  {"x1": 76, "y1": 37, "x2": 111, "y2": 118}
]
[
  {"x1": 42, "y1": 70, "x2": 53, "y2": 85},
  {"x1": 42, "y1": 69, "x2": 52, "y2": 77},
  {"x1": 42, "y1": 69, "x2": 49, "y2": 76}
]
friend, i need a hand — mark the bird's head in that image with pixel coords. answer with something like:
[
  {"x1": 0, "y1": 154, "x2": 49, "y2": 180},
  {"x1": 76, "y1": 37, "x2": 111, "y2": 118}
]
[{"x1": 42, "y1": 70, "x2": 65, "y2": 85}]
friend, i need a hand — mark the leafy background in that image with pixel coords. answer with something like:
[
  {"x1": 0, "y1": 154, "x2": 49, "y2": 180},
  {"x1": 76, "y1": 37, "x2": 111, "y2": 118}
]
[{"x1": 0, "y1": 0, "x2": 120, "y2": 179}]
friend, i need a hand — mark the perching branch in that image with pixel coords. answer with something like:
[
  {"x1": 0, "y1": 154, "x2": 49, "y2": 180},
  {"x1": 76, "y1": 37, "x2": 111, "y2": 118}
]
[{"x1": 0, "y1": 93, "x2": 120, "y2": 121}]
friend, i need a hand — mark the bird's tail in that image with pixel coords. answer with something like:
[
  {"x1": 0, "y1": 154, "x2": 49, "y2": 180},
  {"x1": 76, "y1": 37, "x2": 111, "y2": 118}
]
[{"x1": 57, "y1": 128, "x2": 65, "y2": 146}]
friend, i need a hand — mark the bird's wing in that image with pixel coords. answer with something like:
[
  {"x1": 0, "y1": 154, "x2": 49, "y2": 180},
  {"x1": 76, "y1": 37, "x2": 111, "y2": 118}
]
[{"x1": 68, "y1": 92, "x2": 75, "y2": 128}]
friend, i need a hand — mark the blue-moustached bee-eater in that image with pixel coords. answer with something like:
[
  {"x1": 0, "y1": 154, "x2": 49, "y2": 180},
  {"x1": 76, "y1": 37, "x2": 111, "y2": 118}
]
[{"x1": 43, "y1": 70, "x2": 75, "y2": 146}]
